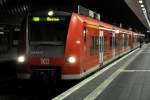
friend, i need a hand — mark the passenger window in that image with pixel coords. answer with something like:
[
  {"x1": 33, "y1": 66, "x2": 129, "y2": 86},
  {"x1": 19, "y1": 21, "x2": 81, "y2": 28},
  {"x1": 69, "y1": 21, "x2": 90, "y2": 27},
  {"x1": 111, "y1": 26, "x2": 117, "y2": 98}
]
[
  {"x1": 124, "y1": 34, "x2": 127, "y2": 47},
  {"x1": 115, "y1": 35, "x2": 118, "y2": 48},
  {"x1": 104, "y1": 36, "x2": 108, "y2": 50},
  {"x1": 95, "y1": 36, "x2": 99, "y2": 54},
  {"x1": 121, "y1": 34, "x2": 124, "y2": 48},
  {"x1": 110, "y1": 32, "x2": 113, "y2": 49},
  {"x1": 90, "y1": 36, "x2": 94, "y2": 56}
]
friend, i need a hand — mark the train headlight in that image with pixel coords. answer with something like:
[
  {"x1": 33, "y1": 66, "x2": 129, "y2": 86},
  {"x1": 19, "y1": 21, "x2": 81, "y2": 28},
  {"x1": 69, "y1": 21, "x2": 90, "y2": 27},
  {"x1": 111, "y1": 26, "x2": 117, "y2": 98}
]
[
  {"x1": 67, "y1": 56, "x2": 76, "y2": 64},
  {"x1": 17, "y1": 55, "x2": 25, "y2": 63},
  {"x1": 48, "y1": 11, "x2": 54, "y2": 16}
]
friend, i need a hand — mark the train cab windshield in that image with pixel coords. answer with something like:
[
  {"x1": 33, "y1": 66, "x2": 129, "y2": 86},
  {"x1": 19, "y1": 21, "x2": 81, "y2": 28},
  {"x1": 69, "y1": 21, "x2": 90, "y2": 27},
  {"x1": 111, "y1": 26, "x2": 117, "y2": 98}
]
[
  {"x1": 28, "y1": 14, "x2": 71, "y2": 57},
  {"x1": 29, "y1": 16, "x2": 71, "y2": 45}
]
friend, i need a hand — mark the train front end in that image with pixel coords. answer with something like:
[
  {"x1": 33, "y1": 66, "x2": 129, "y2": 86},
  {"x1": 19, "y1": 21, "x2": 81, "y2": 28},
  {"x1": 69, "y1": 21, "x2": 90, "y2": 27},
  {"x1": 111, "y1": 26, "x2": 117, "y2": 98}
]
[{"x1": 16, "y1": 10, "x2": 78, "y2": 82}]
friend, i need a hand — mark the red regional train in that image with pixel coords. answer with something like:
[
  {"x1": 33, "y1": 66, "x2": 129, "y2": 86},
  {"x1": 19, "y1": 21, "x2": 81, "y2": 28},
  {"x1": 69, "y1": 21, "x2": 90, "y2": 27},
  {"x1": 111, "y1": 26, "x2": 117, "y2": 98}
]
[{"x1": 16, "y1": 7, "x2": 144, "y2": 83}]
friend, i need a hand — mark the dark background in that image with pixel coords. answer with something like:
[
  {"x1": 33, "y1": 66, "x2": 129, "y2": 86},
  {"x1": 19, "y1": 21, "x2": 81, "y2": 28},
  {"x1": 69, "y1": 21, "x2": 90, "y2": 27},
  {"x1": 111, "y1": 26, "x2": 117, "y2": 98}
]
[
  {"x1": 0, "y1": 0, "x2": 147, "y2": 32},
  {"x1": 79, "y1": 0, "x2": 146, "y2": 32}
]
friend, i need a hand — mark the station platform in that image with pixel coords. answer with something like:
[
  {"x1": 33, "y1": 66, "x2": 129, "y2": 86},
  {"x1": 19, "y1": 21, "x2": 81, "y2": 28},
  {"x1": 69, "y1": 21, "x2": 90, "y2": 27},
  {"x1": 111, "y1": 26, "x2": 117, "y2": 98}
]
[{"x1": 53, "y1": 43, "x2": 150, "y2": 100}]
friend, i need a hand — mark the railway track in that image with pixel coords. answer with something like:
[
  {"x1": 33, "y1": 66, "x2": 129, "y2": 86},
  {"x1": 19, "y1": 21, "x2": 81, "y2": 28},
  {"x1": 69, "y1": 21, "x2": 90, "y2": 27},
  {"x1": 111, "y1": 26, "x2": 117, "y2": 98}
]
[
  {"x1": 0, "y1": 77, "x2": 79, "y2": 100},
  {"x1": 0, "y1": 61, "x2": 80, "y2": 100},
  {"x1": 0, "y1": 81, "x2": 78, "y2": 100}
]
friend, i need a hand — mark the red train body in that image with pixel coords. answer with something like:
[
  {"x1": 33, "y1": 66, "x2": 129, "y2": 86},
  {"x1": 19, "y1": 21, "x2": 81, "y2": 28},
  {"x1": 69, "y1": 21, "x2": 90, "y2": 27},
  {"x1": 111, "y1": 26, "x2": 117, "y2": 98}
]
[{"x1": 16, "y1": 10, "x2": 144, "y2": 81}]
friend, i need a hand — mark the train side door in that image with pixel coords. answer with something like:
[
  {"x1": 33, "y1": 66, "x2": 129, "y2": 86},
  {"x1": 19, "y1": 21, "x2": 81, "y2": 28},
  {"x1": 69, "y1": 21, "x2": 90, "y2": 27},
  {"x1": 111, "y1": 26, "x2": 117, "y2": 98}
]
[
  {"x1": 84, "y1": 25, "x2": 99, "y2": 69},
  {"x1": 99, "y1": 30, "x2": 104, "y2": 64}
]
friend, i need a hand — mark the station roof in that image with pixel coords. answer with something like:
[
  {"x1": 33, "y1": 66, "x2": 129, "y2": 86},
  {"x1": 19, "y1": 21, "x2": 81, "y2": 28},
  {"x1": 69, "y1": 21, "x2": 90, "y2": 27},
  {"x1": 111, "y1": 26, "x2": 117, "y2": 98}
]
[{"x1": 125, "y1": 0, "x2": 150, "y2": 31}]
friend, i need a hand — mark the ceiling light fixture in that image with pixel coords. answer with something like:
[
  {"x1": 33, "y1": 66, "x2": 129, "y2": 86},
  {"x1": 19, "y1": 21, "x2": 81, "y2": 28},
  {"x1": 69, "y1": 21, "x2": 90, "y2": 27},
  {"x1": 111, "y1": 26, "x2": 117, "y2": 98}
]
[
  {"x1": 140, "y1": 4, "x2": 144, "y2": 7},
  {"x1": 139, "y1": 0, "x2": 142, "y2": 4}
]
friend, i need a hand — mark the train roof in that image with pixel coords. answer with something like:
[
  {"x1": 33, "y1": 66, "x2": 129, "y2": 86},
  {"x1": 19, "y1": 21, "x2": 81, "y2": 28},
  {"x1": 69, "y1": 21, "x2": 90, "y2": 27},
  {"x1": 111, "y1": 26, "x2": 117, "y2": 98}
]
[{"x1": 75, "y1": 13, "x2": 144, "y2": 36}]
